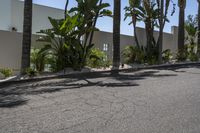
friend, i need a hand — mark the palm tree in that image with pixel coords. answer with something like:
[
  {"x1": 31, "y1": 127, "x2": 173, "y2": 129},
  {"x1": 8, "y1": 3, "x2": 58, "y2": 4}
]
[
  {"x1": 112, "y1": 0, "x2": 121, "y2": 74},
  {"x1": 157, "y1": 0, "x2": 175, "y2": 64},
  {"x1": 21, "y1": 0, "x2": 33, "y2": 74},
  {"x1": 157, "y1": 0, "x2": 164, "y2": 64},
  {"x1": 197, "y1": 0, "x2": 200, "y2": 54},
  {"x1": 64, "y1": 0, "x2": 69, "y2": 19},
  {"x1": 178, "y1": 0, "x2": 186, "y2": 51},
  {"x1": 124, "y1": 0, "x2": 142, "y2": 48}
]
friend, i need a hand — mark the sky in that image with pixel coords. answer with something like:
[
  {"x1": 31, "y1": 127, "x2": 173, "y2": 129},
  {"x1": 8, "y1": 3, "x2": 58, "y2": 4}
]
[{"x1": 32, "y1": 0, "x2": 198, "y2": 36}]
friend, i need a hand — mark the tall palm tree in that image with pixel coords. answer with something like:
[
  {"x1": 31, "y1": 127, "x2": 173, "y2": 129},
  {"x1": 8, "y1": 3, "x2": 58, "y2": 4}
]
[
  {"x1": 178, "y1": 0, "x2": 186, "y2": 51},
  {"x1": 197, "y1": 0, "x2": 200, "y2": 54},
  {"x1": 112, "y1": 0, "x2": 121, "y2": 74},
  {"x1": 157, "y1": 0, "x2": 164, "y2": 64},
  {"x1": 157, "y1": 0, "x2": 175, "y2": 64},
  {"x1": 125, "y1": 0, "x2": 142, "y2": 48},
  {"x1": 21, "y1": 0, "x2": 33, "y2": 74},
  {"x1": 64, "y1": 0, "x2": 69, "y2": 19}
]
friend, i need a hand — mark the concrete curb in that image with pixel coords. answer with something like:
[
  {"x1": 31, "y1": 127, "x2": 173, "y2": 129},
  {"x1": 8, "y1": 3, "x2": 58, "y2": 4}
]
[{"x1": 0, "y1": 62, "x2": 200, "y2": 88}]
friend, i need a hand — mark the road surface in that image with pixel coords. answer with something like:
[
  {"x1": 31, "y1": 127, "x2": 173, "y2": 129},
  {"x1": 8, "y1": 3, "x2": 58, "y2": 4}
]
[{"x1": 0, "y1": 65, "x2": 200, "y2": 133}]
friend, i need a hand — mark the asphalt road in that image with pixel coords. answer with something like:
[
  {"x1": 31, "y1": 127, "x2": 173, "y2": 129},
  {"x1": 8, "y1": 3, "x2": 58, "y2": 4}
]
[{"x1": 0, "y1": 65, "x2": 200, "y2": 133}]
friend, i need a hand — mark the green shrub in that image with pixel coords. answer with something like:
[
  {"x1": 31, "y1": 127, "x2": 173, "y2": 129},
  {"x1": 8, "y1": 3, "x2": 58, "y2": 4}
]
[
  {"x1": 102, "y1": 60, "x2": 112, "y2": 69},
  {"x1": 87, "y1": 48, "x2": 111, "y2": 68},
  {"x1": 188, "y1": 53, "x2": 199, "y2": 61},
  {"x1": 176, "y1": 49, "x2": 188, "y2": 62},
  {"x1": 31, "y1": 48, "x2": 48, "y2": 73},
  {"x1": 187, "y1": 44, "x2": 199, "y2": 61},
  {"x1": 0, "y1": 68, "x2": 13, "y2": 78},
  {"x1": 26, "y1": 68, "x2": 38, "y2": 77},
  {"x1": 122, "y1": 46, "x2": 145, "y2": 64},
  {"x1": 45, "y1": 54, "x2": 58, "y2": 72},
  {"x1": 145, "y1": 46, "x2": 159, "y2": 65},
  {"x1": 162, "y1": 49, "x2": 173, "y2": 63},
  {"x1": 176, "y1": 44, "x2": 199, "y2": 62}
]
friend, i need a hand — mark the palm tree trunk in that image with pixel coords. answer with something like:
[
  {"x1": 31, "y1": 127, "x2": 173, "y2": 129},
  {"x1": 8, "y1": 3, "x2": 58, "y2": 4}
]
[
  {"x1": 178, "y1": 0, "x2": 186, "y2": 51},
  {"x1": 197, "y1": 0, "x2": 200, "y2": 54},
  {"x1": 64, "y1": 0, "x2": 69, "y2": 19},
  {"x1": 132, "y1": 15, "x2": 140, "y2": 48},
  {"x1": 21, "y1": 0, "x2": 33, "y2": 74},
  {"x1": 158, "y1": 0, "x2": 164, "y2": 64},
  {"x1": 112, "y1": 0, "x2": 121, "y2": 73},
  {"x1": 88, "y1": 0, "x2": 103, "y2": 47}
]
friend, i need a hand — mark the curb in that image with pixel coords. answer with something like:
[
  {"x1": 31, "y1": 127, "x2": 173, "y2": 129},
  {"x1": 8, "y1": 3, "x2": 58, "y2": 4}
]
[{"x1": 0, "y1": 62, "x2": 200, "y2": 88}]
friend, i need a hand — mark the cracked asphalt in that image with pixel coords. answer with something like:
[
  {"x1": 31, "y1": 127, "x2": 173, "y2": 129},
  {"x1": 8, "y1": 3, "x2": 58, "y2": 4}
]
[{"x1": 0, "y1": 65, "x2": 200, "y2": 133}]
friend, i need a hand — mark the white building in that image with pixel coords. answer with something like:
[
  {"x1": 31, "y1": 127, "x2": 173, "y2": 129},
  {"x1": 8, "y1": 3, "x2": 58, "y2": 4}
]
[
  {"x1": 0, "y1": 0, "x2": 64, "y2": 33},
  {"x1": 0, "y1": 0, "x2": 178, "y2": 72}
]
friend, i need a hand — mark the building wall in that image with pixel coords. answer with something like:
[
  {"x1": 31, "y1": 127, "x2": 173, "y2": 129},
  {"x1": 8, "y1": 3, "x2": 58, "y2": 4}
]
[
  {"x1": 0, "y1": 0, "x2": 12, "y2": 31},
  {"x1": 93, "y1": 26, "x2": 178, "y2": 61},
  {"x1": 0, "y1": 30, "x2": 22, "y2": 71},
  {"x1": 0, "y1": 30, "x2": 41, "y2": 72},
  {"x1": 0, "y1": 0, "x2": 64, "y2": 33},
  {"x1": 0, "y1": 26, "x2": 178, "y2": 71},
  {"x1": 0, "y1": 0, "x2": 179, "y2": 71}
]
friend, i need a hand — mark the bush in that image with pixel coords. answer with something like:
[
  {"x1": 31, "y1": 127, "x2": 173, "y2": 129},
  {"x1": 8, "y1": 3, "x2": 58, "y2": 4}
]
[
  {"x1": 26, "y1": 68, "x2": 38, "y2": 77},
  {"x1": 31, "y1": 48, "x2": 48, "y2": 73},
  {"x1": 0, "y1": 68, "x2": 13, "y2": 78},
  {"x1": 162, "y1": 49, "x2": 173, "y2": 63},
  {"x1": 87, "y1": 48, "x2": 111, "y2": 68},
  {"x1": 122, "y1": 46, "x2": 145, "y2": 64},
  {"x1": 102, "y1": 60, "x2": 112, "y2": 69},
  {"x1": 176, "y1": 49, "x2": 188, "y2": 62},
  {"x1": 45, "y1": 54, "x2": 58, "y2": 72},
  {"x1": 187, "y1": 44, "x2": 199, "y2": 61},
  {"x1": 176, "y1": 44, "x2": 199, "y2": 62},
  {"x1": 188, "y1": 53, "x2": 199, "y2": 61}
]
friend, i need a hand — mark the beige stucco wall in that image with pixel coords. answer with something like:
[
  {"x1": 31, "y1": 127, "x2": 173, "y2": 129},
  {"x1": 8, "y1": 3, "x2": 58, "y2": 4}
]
[
  {"x1": 0, "y1": 0, "x2": 12, "y2": 31},
  {"x1": 0, "y1": 0, "x2": 180, "y2": 72},
  {"x1": 0, "y1": 26, "x2": 178, "y2": 71},
  {"x1": 92, "y1": 31, "x2": 134, "y2": 60},
  {"x1": 0, "y1": 0, "x2": 64, "y2": 33},
  {"x1": 0, "y1": 30, "x2": 22, "y2": 71},
  {"x1": 93, "y1": 26, "x2": 179, "y2": 60},
  {"x1": 0, "y1": 30, "x2": 42, "y2": 71}
]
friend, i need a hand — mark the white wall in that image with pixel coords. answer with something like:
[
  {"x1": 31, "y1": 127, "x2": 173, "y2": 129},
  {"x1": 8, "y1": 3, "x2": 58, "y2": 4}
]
[
  {"x1": 0, "y1": 0, "x2": 65, "y2": 72},
  {"x1": 0, "y1": 30, "x2": 22, "y2": 71},
  {"x1": 93, "y1": 26, "x2": 179, "y2": 60},
  {"x1": 0, "y1": 0, "x2": 12, "y2": 31},
  {"x1": 0, "y1": 0, "x2": 179, "y2": 71},
  {"x1": 0, "y1": 0, "x2": 64, "y2": 33}
]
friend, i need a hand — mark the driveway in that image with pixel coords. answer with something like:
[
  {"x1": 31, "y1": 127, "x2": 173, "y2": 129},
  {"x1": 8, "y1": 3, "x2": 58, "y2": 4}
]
[{"x1": 0, "y1": 65, "x2": 200, "y2": 133}]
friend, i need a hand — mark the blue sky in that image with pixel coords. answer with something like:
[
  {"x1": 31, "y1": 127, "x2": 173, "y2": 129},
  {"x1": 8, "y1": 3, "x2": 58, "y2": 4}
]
[{"x1": 32, "y1": 0, "x2": 198, "y2": 36}]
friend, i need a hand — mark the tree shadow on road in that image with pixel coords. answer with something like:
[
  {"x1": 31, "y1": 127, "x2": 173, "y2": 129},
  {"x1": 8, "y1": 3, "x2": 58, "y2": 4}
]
[
  {"x1": 0, "y1": 78, "x2": 139, "y2": 108},
  {"x1": 0, "y1": 94, "x2": 27, "y2": 108},
  {"x1": 157, "y1": 64, "x2": 200, "y2": 74},
  {"x1": 0, "y1": 69, "x2": 178, "y2": 108}
]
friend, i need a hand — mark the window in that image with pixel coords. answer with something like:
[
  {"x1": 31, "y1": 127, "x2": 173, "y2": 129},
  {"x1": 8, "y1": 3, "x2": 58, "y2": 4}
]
[
  {"x1": 80, "y1": 36, "x2": 84, "y2": 44},
  {"x1": 103, "y1": 43, "x2": 109, "y2": 51}
]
